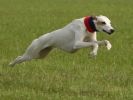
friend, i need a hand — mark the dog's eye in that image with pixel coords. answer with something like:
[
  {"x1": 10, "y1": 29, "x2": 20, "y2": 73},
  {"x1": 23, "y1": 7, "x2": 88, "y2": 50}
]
[{"x1": 101, "y1": 22, "x2": 106, "y2": 25}]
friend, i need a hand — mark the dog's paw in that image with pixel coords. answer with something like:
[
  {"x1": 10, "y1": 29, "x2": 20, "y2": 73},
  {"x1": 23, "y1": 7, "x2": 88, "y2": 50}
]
[
  {"x1": 90, "y1": 51, "x2": 97, "y2": 57},
  {"x1": 106, "y1": 43, "x2": 112, "y2": 50},
  {"x1": 9, "y1": 62, "x2": 15, "y2": 67},
  {"x1": 105, "y1": 40, "x2": 112, "y2": 50}
]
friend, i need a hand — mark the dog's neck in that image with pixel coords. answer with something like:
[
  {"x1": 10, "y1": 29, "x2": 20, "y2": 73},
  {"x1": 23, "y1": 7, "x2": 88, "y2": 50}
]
[{"x1": 84, "y1": 16, "x2": 98, "y2": 33}]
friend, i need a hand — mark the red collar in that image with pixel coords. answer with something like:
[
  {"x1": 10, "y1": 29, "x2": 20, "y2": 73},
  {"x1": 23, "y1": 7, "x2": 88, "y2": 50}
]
[{"x1": 84, "y1": 16, "x2": 97, "y2": 33}]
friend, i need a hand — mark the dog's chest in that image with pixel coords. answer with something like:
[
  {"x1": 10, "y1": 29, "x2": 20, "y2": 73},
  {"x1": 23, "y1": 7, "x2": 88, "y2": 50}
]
[{"x1": 82, "y1": 31, "x2": 96, "y2": 42}]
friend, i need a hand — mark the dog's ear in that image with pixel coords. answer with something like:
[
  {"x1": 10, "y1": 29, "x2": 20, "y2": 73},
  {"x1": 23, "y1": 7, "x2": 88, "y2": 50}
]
[{"x1": 92, "y1": 16, "x2": 97, "y2": 20}]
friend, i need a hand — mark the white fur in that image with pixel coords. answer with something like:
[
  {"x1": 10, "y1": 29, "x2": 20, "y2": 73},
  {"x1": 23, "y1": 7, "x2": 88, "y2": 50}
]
[{"x1": 9, "y1": 15, "x2": 114, "y2": 66}]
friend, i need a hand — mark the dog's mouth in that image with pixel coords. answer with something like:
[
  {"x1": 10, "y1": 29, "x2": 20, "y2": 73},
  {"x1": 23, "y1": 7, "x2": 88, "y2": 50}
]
[{"x1": 103, "y1": 29, "x2": 114, "y2": 35}]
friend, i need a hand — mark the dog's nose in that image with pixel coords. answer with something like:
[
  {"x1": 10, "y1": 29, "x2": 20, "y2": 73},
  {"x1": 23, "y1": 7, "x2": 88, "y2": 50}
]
[{"x1": 110, "y1": 29, "x2": 115, "y2": 33}]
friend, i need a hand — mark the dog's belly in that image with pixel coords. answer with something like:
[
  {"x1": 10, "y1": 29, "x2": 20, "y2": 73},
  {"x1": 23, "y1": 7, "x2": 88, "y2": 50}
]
[
  {"x1": 50, "y1": 29, "x2": 77, "y2": 52},
  {"x1": 57, "y1": 43, "x2": 78, "y2": 53},
  {"x1": 53, "y1": 35, "x2": 77, "y2": 53}
]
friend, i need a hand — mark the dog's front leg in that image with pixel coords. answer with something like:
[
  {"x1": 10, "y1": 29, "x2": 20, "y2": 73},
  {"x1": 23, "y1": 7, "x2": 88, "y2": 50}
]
[
  {"x1": 74, "y1": 41, "x2": 99, "y2": 56},
  {"x1": 95, "y1": 40, "x2": 112, "y2": 50}
]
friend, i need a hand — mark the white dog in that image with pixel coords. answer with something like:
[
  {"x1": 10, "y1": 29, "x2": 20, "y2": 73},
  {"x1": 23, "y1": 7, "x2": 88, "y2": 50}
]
[{"x1": 9, "y1": 15, "x2": 114, "y2": 66}]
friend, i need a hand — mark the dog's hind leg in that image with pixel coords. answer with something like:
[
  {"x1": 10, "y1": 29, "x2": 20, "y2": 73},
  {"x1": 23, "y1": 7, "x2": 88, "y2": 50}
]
[
  {"x1": 9, "y1": 55, "x2": 32, "y2": 67},
  {"x1": 9, "y1": 46, "x2": 53, "y2": 67},
  {"x1": 37, "y1": 47, "x2": 53, "y2": 59},
  {"x1": 9, "y1": 35, "x2": 53, "y2": 66}
]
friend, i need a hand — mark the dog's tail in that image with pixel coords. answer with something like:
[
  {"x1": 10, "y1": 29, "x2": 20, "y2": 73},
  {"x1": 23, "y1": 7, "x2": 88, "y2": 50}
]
[{"x1": 9, "y1": 55, "x2": 31, "y2": 67}]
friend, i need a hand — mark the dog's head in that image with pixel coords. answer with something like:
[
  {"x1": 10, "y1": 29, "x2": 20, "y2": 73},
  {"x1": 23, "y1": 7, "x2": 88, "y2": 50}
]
[{"x1": 93, "y1": 15, "x2": 114, "y2": 35}]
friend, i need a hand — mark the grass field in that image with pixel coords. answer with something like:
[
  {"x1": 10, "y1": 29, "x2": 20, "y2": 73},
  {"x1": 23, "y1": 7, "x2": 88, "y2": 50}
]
[{"x1": 0, "y1": 0, "x2": 133, "y2": 100}]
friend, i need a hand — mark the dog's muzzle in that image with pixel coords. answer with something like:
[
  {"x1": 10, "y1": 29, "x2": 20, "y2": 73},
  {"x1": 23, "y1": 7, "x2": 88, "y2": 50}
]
[{"x1": 103, "y1": 29, "x2": 115, "y2": 35}]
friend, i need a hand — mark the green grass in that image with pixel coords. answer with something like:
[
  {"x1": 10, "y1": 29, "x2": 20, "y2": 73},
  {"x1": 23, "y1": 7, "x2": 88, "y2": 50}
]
[{"x1": 0, "y1": 0, "x2": 133, "y2": 100}]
